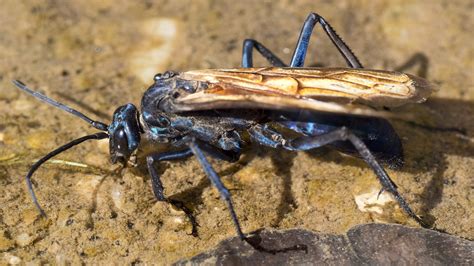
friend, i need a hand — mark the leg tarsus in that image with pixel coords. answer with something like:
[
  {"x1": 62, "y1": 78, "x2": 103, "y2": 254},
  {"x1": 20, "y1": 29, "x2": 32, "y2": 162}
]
[{"x1": 166, "y1": 198, "x2": 200, "y2": 237}]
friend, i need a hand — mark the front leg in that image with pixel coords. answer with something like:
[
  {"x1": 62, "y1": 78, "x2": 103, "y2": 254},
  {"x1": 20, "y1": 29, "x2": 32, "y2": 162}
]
[
  {"x1": 146, "y1": 149, "x2": 199, "y2": 235},
  {"x1": 146, "y1": 149, "x2": 193, "y2": 201}
]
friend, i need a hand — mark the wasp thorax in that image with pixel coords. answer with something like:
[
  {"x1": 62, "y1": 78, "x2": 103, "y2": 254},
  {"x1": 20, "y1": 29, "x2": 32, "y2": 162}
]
[{"x1": 108, "y1": 103, "x2": 141, "y2": 165}]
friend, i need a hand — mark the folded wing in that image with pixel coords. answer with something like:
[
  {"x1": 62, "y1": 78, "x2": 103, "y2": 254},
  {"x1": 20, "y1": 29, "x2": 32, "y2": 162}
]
[{"x1": 172, "y1": 67, "x2": 434, "y2": 116}]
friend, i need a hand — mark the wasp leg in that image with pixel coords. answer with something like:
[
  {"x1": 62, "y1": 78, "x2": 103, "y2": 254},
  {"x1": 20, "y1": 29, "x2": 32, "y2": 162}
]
[
  {"x1": 146, "y1": 144, "x2": 240, "y2": 200},
  {"x1": 286, "y1": 127, "x2": 428, "y2": 227},
  {"x1": 248, "y1": 124, "x2": 289, "y2": 149},
  {"x1": 187, "y1": 139, "x2": 246, "y2": 240},
  {"x1": 242, "y1": 39, "x2": 287, "y2": 67},
  {"x1": 146, "y1": 149, "x2": 193, "y2": 200},
  {"x1": 146, "y1": 149, "x2": 200, "y2": 236},
  {"x1": 290, "y1": 12, "x2": 363, "y2": 68},
  {"x1": 200, "y1": 140, "x2": 242, "y2": 163},
  {"x1": 248, "y1": 124, "x2": 426, "y2": 227}
]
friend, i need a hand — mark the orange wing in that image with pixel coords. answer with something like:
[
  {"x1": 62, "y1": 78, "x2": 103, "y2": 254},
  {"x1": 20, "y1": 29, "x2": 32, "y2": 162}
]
[{"x1": 172, "y1": 67, "x2": 434, "y2": 116}]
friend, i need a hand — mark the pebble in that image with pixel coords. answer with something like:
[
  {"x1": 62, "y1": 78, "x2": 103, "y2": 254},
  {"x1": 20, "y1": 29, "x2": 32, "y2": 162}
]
[
  {"x1": 3, "y1": 253, "x2": 21, "y2": 265},
  {"x1": 354, "y1": 188, "x2": 395, "y2": 215},
  {"x1": 15, "y1": 232, "x2": 34, "y2": 247}
]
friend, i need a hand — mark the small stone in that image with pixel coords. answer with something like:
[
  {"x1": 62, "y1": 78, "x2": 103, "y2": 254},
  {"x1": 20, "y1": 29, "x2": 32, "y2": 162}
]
[
  {"x1": 15, "y1": 232, "x2": 34, "y2": 247},
  {"x1": 354, "y1": 188, "x2": 395, "y2": 215},
  {"x1": 3, "y1": 253, "x2": 21, "y2": 265},
  {"x1": 111, "y1": 185, "x2": 123, "y2": 210}
]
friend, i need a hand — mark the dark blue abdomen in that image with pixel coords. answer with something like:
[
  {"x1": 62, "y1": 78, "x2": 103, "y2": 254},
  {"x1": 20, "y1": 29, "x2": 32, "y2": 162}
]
[{"x1": 275, "y1": 111, "x2": 404, "y2": 169}]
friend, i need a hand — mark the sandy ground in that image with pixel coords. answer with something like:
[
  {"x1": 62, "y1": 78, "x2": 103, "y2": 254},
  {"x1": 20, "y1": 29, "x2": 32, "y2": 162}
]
[{"x1": 0, "y1": 0, "x2": 472, "y2": 264}]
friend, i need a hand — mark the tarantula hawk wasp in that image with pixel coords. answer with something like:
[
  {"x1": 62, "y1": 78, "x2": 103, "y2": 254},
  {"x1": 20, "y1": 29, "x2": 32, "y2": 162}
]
[{"x1": 14, "y1": 13, "x2": 433, "y2": 241}]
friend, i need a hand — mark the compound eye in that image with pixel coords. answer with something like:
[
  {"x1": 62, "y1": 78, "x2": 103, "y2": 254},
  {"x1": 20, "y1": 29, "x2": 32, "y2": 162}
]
[{"x1": 114, "y1": 128, "x2": 130, "y2": 154}]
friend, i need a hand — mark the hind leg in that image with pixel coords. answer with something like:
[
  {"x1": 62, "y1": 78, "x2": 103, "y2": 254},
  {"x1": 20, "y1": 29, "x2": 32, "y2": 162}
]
[{"x1": 248, "y1": 124, "x2": 427, "y2": 227}]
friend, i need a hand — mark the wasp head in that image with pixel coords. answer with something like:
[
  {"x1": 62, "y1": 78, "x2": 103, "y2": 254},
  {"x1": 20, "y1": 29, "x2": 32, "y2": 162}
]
[{"x1": 108, "y1": 103, "x2": 142, "y2": 165}]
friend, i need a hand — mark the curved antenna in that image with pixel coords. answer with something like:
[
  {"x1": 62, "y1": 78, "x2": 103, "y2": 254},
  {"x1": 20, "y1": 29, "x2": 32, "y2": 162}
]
[
  {"x1": 26, "y1": 132, "x2": 109, "y2": 216},
  {"x1": 12, "y1": 80, "x2": 109, "y2": 131}
]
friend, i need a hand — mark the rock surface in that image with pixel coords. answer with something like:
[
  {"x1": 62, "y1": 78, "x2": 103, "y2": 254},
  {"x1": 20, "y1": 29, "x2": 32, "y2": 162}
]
[{"x1": 178, "y1": 224, "x2": 473, "y2": 265}]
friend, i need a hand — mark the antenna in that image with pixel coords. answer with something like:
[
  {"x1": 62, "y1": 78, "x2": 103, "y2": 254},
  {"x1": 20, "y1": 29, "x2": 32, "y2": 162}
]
[
  {"x1": 12, "y1": 80, "x2": 109, "y2": 131},
  {"x1": 26, "y1": 132, "x2": 109, "y2": 216},
  {"x1": 12, "y1": 80, "x2": 111, "y2": 215}
]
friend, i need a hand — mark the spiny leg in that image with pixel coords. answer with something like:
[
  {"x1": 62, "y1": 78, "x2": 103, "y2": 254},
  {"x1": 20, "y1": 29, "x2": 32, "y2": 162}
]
[
  {"x1": 187, "y1": 139, "x2": 246, "y2": 240},
  {"x1": 248, "y1": 124, "x2": 427, "y2": 227},
  {"x1": 290, "y1": 13, "x2": 363, "y2": 68},
  {"x1": 242, "y1": 39, "x2": 287, "y2": 67},
  {"x1": 288, "y1": 127, "x2": 428, "y2": 227}
]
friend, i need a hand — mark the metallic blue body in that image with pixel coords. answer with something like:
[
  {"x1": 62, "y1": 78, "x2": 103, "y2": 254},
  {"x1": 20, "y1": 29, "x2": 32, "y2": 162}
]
[{"x1": 105, "y1": 76, "x2": 404, "y2": 168}]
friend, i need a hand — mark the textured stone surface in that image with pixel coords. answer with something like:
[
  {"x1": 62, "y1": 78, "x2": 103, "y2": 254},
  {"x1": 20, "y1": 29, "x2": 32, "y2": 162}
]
[{"x1": 178, "y1": 224, "x2": 474, "y2": 265}]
